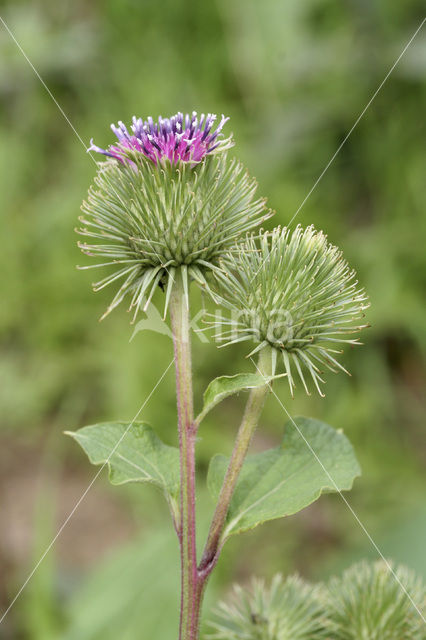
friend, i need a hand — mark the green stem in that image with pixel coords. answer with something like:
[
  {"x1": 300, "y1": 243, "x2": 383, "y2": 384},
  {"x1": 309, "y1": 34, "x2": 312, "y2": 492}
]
[
  {"x1": 170, "y1": 271, "x2": 201, "y2": 640},
  {"x1": 199, "y1": 348, "x2": 272, "y2": 572}
]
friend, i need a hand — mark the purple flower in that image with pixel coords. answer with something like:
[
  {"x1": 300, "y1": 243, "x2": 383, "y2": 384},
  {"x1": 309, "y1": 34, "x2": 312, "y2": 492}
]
[{"x1": 88, "y1": 112, "x2": 233, "y2": 165}]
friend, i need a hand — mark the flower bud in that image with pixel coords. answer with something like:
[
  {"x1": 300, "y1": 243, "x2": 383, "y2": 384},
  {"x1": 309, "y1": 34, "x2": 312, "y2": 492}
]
[
  {"x1": 210, "y1": 226, "x2": 369, "y2": 396},
  {"x1": 207, "y1": 574, "x2": 326, "y2": 639},
  {"x1": 325, "y1": 561, "x2": 425, "y2": 639}
]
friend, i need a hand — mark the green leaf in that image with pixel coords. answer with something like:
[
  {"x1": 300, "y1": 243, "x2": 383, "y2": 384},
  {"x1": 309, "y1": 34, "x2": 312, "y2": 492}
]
[
  {"x1": 208, "y1": 416, "x2": 360, "y2": 540},
  {"x1": 66, "y1": 422, "x2": 180, "y2": 521},
  {"x1": 196, "y1": 373, "x2": 277, "y2": 424}
]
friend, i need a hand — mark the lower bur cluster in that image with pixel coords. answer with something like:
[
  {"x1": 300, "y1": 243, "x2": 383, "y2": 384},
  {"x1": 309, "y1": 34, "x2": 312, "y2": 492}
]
[
  {"x1": 67, "y1": 112, "x2": 424, "y2": 639},
  {"x1": 208, "y1": 562, "x2": 426, "y2": 640}
]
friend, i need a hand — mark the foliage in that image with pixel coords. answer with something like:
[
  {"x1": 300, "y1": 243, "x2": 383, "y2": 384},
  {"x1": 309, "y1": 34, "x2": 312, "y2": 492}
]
[
  {"x1": 63, "y1": 531, "x2": 182, "y2": 640},
  {"x1": 207, "y1": 417, "x2": 360, "y2": 539},
  {"x1": 66, "y1": 422, "x2": 180, "y2": 522},
  {"x1": 196, "y1": 373, "x2": 279, "y2": 424}
]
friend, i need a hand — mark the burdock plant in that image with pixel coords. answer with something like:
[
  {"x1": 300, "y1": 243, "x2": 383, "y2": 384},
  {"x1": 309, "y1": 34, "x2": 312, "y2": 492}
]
[
  {"x1": 208, "y1": 574, "x2": 327, "y2": 640},
  {"x1": 68, "y1": 111, "x2": 369, "y2": 640},
  {"x1": 207, "y1": 562, "x2": 426, "y2": 640},
  {"x1": 324, "y1": 561, "x2": 426, "y2": 640}
]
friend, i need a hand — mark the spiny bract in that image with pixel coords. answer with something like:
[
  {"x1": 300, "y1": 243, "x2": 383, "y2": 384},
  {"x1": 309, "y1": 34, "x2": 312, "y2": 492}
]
[
  {"x1": 207, "y1": 574, "x2": 328, "y2": 640},
  {"x1": 324, "y1": 561, "x2": 426, "y2": 640},
  {"x1": 78, "y1": 143, "x2": 271, "y2": 320},
  {"x1": 210, "y1": 225, "x2": 369, "y2": 396}
]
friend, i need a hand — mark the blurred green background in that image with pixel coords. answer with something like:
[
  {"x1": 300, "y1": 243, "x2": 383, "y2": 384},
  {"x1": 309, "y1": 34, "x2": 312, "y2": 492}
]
[{"x1": 0, "y1": 1, "x2": 425, "y2": 638}]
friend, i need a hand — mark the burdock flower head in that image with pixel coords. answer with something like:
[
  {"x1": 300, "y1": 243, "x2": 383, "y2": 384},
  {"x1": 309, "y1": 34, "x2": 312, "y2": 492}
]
[
  {"x1": 208, "y1": 574, "x2": 326, "y2": 640},
  {"x1": 325, "y1": 561, "x2": 425, "y2": 639},
  {"x1": 78, "y1": 112, "x2": 271, "y2": 319},
  {"x1": 88, "y1": 112, "x2": 233, "y2": 165},
  {"x1": 211, "y1": 225, "x2": 369, "y2": 396}
]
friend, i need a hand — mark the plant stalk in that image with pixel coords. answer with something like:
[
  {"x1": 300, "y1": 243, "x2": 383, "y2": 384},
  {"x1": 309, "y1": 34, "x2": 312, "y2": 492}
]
[
  {"x1": 199, "y1": 348, "x2": 271, "y2": 572},
  {"x1": 170, "y1": 271, "x2": 202, "y2": 640}
]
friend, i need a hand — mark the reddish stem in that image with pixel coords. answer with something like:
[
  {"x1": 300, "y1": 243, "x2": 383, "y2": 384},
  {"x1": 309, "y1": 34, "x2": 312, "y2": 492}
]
[{"x1": 170, "y1": 273, "x2": 204, "y2": 640}]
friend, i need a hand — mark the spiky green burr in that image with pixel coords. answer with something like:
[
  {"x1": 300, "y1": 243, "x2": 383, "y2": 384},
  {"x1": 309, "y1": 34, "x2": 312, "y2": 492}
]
[
  {"x1": 324, "y1": 561, "x2": 426, "y2": 640},
  {"x1": 78, "y1": 147, "x2": 270, "y2": 320},
  {"x1": 210, "y1": 225, "x2": 369, "y2": 396},
  {"x1": 207, "y1": 574, "x2": 327, "y2": 640}
]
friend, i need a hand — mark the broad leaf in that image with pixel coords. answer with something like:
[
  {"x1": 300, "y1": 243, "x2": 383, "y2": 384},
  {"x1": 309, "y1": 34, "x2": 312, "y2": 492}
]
[
  {"x1": 208, "y1": 416, "x2": 360, "y2": 539},
  {"x1": 196, "y1": 373, "x2": 277, "y2": 424},
  {"x1": 66, "y1": 422, "x2": 180, "y2": 520}
]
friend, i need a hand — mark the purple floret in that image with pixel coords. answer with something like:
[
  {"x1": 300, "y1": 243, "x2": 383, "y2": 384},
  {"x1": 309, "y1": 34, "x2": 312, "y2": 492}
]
[{"x1": 88, "y1": 111, "x2": 232, "y2": 165}]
